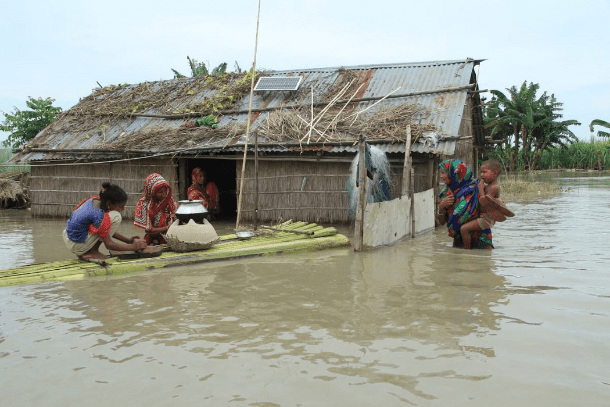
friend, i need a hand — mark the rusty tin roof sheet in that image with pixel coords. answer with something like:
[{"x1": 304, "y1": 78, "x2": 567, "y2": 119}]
[{"x1": 11, "y1": 59, "x2": 480, "y2": 163}]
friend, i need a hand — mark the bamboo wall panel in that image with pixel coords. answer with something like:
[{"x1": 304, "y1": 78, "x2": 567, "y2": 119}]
[
  {"x1": 235, "y1": 156, "x2": 436, "y2": 224},
  {"x1": 237, "y1": 160, "x2": 352, "y2": 224},
  {"x1": 30, "y1": 158, "x2": 178, "y2": 219},
  {"x1": 391, "y1": 161, "x2": 433, "y2": 194}
]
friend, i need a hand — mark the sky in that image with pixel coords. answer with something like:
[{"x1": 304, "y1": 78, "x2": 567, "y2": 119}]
[{"x1": 1, "y1": 0, "x2": 609, "y2": 144}]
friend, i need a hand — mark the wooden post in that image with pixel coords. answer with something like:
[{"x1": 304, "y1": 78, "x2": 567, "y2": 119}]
[
  {"x1": 353, "y1": 136, "x2": 367, "y2": 252},
  {"x1": 410, "y1": 162, "x2": 415, "y2": 238},
  {"x1": 427, "y1": 156, "x2": 435, "y2": 190},
  {"x1": 473, "y1": 147, "x2": 479, "y2": 178},
  {"x1": 433, "y1": 155, "x2": 440, "y2": 212},
  {"x1": 178, "y1": 160, "x2": 187, "y2": 200},
  {"x1": 402, "y1": 125, "x2": 412, "y2": 196}
]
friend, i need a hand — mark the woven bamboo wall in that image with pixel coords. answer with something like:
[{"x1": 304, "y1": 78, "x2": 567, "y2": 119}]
[
  {"x1": 236, "y1": 156, "x2": 436, "y2": 224},
  {"x1": 30, "y1": 158, "x2": 178, "y2": 219},
  {"x1": 389, "y1": 160, "x2": 436, "y2": 195},
  {"x1": 237, "y1": 159, "x2": 352, "y2": 224}
]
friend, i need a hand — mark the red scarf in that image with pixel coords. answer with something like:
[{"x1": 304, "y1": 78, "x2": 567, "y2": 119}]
[{"x1": 134, "y1": 173, "x2": 177, "y2": 231}]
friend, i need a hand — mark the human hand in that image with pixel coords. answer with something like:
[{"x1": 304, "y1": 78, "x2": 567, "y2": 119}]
[
  {"x1": 439, "y1": 192, "x2": 454, "y2": 210},
  {"x1": 131, "y1": 235, "x2": 141, "y2": 242},
  {"x1": 132, "y1": 239, "x2": 147, "y2": 251}
]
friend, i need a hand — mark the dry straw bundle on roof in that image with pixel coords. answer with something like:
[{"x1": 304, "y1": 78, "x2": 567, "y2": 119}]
[{"x1": 256, "y1": 103, "x2": 438, "y2": 145}]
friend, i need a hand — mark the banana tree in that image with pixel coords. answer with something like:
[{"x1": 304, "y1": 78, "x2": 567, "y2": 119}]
[{"x1": 589, "y1": 119, "x2": 610, "y2": 138}]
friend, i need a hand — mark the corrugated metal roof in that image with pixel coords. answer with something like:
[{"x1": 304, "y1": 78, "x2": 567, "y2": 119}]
[{"x1": 11, "y1": 59, "x2": 481, "y2": 163}]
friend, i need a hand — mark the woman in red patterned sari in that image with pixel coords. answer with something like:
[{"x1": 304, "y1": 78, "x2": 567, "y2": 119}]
[
  {"x1": 134, "y1": 173, "x2": 178, "y2": 245},
  {"x1": 187, "y1": 168, "x2": 219, "y2": 215}
]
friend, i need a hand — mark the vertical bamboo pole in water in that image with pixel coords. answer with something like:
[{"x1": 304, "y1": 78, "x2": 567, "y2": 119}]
[{"x1": 353, "y1": 136, "x2": 367, "y2": 251}]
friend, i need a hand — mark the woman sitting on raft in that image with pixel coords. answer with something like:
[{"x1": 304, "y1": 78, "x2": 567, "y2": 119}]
[
  {"x1": 187, "y1": 167, "x2": 219, "y2": 215},
  {"x1": 63, "y1": 182, "x2": 147, "y2": 261},
  {"x1": 133, "y1": 173, "x2": 177, "y2": 245},
  {"x1": 437, "y1": 158, "x2": 493, "y2": 249}
]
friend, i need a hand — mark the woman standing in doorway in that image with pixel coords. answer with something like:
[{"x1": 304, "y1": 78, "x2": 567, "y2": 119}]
[{"x1": 187, "y1": 167, "x2": 219, "y2": 215}]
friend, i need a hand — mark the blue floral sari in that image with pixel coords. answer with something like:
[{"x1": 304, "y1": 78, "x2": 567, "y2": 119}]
[{"x1": 439, "y1": 159, "x2": 493, "y2": 249}]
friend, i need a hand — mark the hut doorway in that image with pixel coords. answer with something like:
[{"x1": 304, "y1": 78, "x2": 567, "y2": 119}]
[{"x1": 182, "y1": 159, "x2": 237, "y2": 221}]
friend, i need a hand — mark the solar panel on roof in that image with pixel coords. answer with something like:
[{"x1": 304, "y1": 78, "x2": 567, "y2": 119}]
[{"x1": 254, "y1": 76, "x2": 302, "y2": 91}]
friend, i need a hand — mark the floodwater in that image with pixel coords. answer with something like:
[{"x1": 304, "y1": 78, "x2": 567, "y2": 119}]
[{"x1": 1, "y1": 174, "x2": 609, "y2": 406}]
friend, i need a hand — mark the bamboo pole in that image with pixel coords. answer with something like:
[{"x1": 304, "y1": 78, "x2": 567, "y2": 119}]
[
  {"x1": 402, "y1": 125, "x2": 412, "y2": 196},
  {"x1": 427, "y1": 157, "x2": 435, "y2": 190},
  {"x1": 353, "y1": 136, "x2": 367, "y2": 252},
  {"x1": 261, "y1": 225, "x2": 314, "y2": 235},
  {"x1": 236, "y1": 0, "x2": 262, "y2": 230},
  {"x1": 410, "y1": 163, "x2": 415, "y2": 238},
  {"x1": 433, "y1": 155, "x2": 440, "y2": 227}
]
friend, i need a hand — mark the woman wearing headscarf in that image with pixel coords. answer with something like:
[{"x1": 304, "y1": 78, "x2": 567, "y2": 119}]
[
  {"x1": 437, "y1": 159, "x2": 493, "y2": 249},
  {"x1": 187, "y1": 167, "x2": 219, "y2": 214},
  {"x1": 133, "y1": 173, "x2": 178, "y2": 245}
]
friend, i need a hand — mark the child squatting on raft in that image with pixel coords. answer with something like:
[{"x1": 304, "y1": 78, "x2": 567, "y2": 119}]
[
  {"x1": 63, "y1": 182, "x2": 147, "y2": 261},
  {"x1": 460, "y1": 158, "x2": 513, "y2": 249}
]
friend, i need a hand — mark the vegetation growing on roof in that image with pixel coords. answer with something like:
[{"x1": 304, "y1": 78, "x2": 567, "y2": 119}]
[{"x1": 171, "y1": 56, "x2": 231, "y2": 78}]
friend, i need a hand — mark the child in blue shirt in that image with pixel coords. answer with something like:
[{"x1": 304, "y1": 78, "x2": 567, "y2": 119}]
[{"x1": 63, "y1": 182, "x2": 147, "y2": 261}]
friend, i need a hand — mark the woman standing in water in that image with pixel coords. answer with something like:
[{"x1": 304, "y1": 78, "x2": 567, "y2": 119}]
[{"x1": 437, "y1": 158, "x2": 493, "y2": 249}]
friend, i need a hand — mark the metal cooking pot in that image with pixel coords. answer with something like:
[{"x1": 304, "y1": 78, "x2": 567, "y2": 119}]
[{"x1": 175, "y1": 200, "x2": 209, "y2": 224}]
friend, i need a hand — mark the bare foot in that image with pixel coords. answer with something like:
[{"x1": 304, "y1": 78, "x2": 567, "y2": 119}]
[{"x1": 79, "y1": 251, "x2": 108, "y2": 261}]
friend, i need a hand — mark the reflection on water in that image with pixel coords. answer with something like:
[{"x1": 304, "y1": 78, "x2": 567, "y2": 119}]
[{"x1": 1, "y1": 175, "x2": 610, "y2": 406}]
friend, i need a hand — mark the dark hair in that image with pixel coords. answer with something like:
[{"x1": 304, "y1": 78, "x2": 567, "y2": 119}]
[
  {"x1": 481, "y1": 158, "x2": 503, "y2": 174},
  {"x1": 99, "y1": 182, "x2": 128, "y2": 210}
]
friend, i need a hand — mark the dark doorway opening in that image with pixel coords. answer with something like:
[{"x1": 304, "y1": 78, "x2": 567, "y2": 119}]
[{"x1": 184, "y1": 159, "x2": 236, "y2": 221}]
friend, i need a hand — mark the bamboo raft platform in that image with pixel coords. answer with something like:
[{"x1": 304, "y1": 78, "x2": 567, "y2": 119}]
[{"x1": 0, "y1": 222, "x2": 350, "y2": 288}]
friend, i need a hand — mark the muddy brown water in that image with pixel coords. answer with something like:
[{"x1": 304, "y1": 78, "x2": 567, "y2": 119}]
[{"x1": 1, "y1": 174, "x2": 609, "y2": 406}]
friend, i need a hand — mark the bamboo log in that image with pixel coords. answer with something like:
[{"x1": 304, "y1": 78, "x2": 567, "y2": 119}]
[
  {"x1": 261, "y1": 225, "x2": 314, "y2": 235},
  {"x1": 0, "y1": 223, "x2": 350, "y2": 287}
]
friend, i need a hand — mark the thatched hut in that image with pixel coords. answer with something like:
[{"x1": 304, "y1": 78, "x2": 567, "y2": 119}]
[{"x1": 9, "y1": 58, "x2": 488, "y2": 224}]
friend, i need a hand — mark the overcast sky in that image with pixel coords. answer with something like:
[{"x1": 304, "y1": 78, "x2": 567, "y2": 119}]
[{"x1": 1, "y1": 0, "x2": 608, "y2": 144}]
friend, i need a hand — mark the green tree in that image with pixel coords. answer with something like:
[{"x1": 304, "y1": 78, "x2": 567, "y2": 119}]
[
  {"x1": 171, "y1": 56, "x2": 228, "y2": 78},
  {"x1": 1, "y1": 97, "x2": 62, "y2": 148},
  {"x1": 484, "y1": 81, "x2": 580, "y2": 170},
  {"x1": 589, "y1": 119, "x2": 610, "y2": 138}
]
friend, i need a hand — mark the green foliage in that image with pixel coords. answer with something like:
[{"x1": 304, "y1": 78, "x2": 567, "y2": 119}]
[
  {"x1": 483, "y1": 81, "x2": 580, "y2": 171},
  {"x1": 172, "y1": 56, "x2": 235, "y2": 79},
  {"x1": 589, "y1": 119, "x2": 610, "y2": 138},
  {"x1": 195, "y1": 115, "x2": 218, "y2": 129},
  {"x1": 537, "y1": 139, "x2": 610, "y2": 170},
  {"x1": 1, "y1": 97, "x2": 62, "y2": 148}
]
